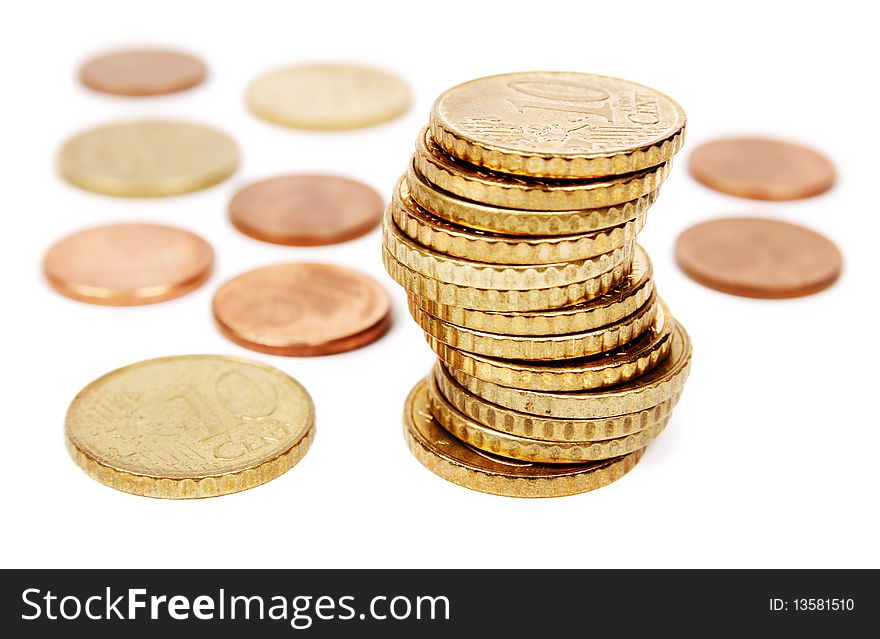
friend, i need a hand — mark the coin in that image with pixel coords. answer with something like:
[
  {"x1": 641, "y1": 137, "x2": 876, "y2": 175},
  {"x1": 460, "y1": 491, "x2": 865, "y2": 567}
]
[
  {"x1": 229, "y1": 174, "x2": 384, "y2": 246},
  {"x1": 213, "y1": 263, "x2": 391, "y2": 356},
  {"x1": 246, "y1": 63, "x2": 411, "y2": 130},
  {"x1": 392, "y1": 177, "x2": 645, "y2": 265},
  {"x1": 410, "y1": 292, "x2": 657, "y2": 361},
  {"x1": 433, "y1": 361, "x2": 680, "y2": 442},
  {"x1": 675, "y1": 217, "x2": 843, "y2": 298},
  {"x1": 411, "y1": 244, "x2": 653, "y2": 335},
  {"x1": 449, "y1": 321, "x2": 692, "y2": 419},
  {"x1": 427, "y1": 373, "x2": 669, "y2": 463},
  {"x1": 382, "y1": 247, "x2": 631, "y2": 312},
  {"x1": 382, "y1": 209, "x2": 631, "y2": 290},
  {"x1": 688, "y1": 137, "x2": 835, "y2": 200},
  {"x1": 58, "y1": 120, "x2": 239, "y2": 197},
  {"x1": 43, "y1": 223, "x2": 213, "y2": 305},
  {"x1": 403, "y1": 378, "x2": 643, "y2": 497},
  {"x1": 79, "y1": 49, "x2": 206, "y2": 96},
  {"x1": 406, "y1": 163, "x2": 658, "y2": 235},
  {"x1": 428, "y1": 300, "x2": 673, "y2": 391},
  {"x1": 415, "y1": 128, "x2": 670, "y2": 211},
  {"x1": 65, "y1": 355, "x2": 315, "y2": 499},
  {"x1": 431, "y1": 71, "x2": 686, "y2": 178}
]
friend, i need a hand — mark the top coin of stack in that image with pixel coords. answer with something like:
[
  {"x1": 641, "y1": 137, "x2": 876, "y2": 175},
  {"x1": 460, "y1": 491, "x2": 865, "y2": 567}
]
[{"x1": 382, "y1": 71, "x2": 692, "y2": 497}]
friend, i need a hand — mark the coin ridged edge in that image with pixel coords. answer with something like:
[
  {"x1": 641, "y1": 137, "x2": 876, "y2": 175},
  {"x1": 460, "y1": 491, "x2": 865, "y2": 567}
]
[
  {"x1": 65, "y1": 425, "x2": 314, "y2": 499},
  {"x1": 430, "y1": 119, "x2": 686, "y2": 179}
]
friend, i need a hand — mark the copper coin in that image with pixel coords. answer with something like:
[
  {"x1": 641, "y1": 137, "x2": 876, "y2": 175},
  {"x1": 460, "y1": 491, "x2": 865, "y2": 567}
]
[
  {"x1": 688, "y1": 137, "x2": 835, "y2": 200},
  {"x1": 79, "y1": 49, "x2": 206, "y2": 96},
  {"x1": 213, "y1": 263, "x2": 392, "y2": 356},
  {"x1": 44, "y1": 223, "x2": 214, "y2": 305},
  {"x1": 229, "y1": 175, "x2": 384, "y2": 246},
  {"x1": 675, "y1": 217, "x2": 842, "y2": 298}
]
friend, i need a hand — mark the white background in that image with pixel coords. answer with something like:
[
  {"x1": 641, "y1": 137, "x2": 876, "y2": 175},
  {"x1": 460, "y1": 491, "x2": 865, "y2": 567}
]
[{"x1": 1, "y1": 0, "x2": 877, "y2": 569}]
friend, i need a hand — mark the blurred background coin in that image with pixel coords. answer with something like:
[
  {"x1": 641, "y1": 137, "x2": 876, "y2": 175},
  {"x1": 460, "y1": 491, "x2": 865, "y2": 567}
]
[
  {"x1": 246, "y1": 63, "x2": 411, "y2": 130},
  {"x1": 229, "y1": 174, "x2": 384, "y2": 246},
  {"x1": 58, "y1": 120, "x2": 239, "y2": 197},
  {"x1": 43, "y1": 223, "x2": 214, "y2": 305},
  {"x1": 79, "y1": 48, "x2": 206, "y2": 96}
]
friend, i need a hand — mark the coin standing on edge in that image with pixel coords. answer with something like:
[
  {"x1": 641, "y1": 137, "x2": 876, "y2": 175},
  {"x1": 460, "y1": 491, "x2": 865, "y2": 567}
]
[
  {"x1": 246, "y1": 63, "x2": 411, "y2": 130},
  {"x1": 229, "y1": 174, "x2": 384, "y2": 246},
  {"x1": 675, "y1": 217, "x2": 843, "y2": 298},
  {"x1": 79, "y1": 49, "x2": 207, "y2": 96},
  {"x1": 213, "y1": 263, "x2": 392, "y2": 356},
  {"x1": 43, "y1": 223, "x2": 214, "y2": 305},
  {"x1": 58, "y1": 120, "x2": 239, "y2": 197},
  {"x1": 65, "y1": 355, "x2": 316, "y2": 499},
  {"x1": 403, "y1": 379, "x2": 643, "y2": 498},
  {"x1": 430, "y1": 71, "x2": 686, "y2": 178},
  {"x1": 688, "y1": 137, "x2": 835, "y2": 200}
]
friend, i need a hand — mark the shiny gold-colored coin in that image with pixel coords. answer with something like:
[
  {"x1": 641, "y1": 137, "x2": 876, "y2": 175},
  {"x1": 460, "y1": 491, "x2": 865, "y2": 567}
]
[
  {"x1": 430, "y1": 300, "x2": 673, "y2": 392},
  {"x1": 382, "y1": 247, "x2": 630, "y2": 312},
  {"x1": 246, "y1": 63, "x2": 411, "y2": 130},
  {"x1": 431, "y1": 71, "x2": 686, "y2": 178},
  {"x1": 414, "y1": 128, "x2": 670, "y2": 211},
  {"x1": 411, "y1": 292, "x2": 657, "y2": 361},
  {"x1": 382, "y1": 209, "x2": 631, "y2": 291},
  {"x1": 433, "y1": 361, "x2": 680, "y2": 442},
  {"x1": 449, "y1": 321, "x2": 692, "y2": 419},
  {"x1": 412, "y1": 244, "x2": 653, "y2": 335},
  {"x1": 58, "y1": 120, "x2": 239, "y2": 197},
  {"x1": 427, "y1": 374, "x2": 669, "y2": 463},
  {"x1": 392, "y1": 177, "x2": 645, "y2": 265},
  {"x1": 65, "y1": 355, "x2": 315, "y2": 499},
  {"x1": 404, "y1": 379, "x2": 643, "y2": 497},
  {"x1": 406, "y1": 163, "x2": 658, "y2": 236}
]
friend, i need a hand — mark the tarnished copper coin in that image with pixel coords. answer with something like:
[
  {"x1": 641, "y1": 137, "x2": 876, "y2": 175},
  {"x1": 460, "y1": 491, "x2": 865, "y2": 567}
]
[
  {"x1": 689, "y1": 137, "x2": 835, "y2": 200},
  {"x1": 675, "y1": 217, "x2": 842, "y2": 298},
  {"x1": 79, "y1": 49, "x2": 206, "y2": 96},
  {"x1": 229, "y1": 174, "x2": 384, "y2": 246},
  {"x1": 213, "y1": 263, "x2": 392, "y2": 356},
  {"x1": 43, "y1": 223, "x2": 214, "y2": 305}
]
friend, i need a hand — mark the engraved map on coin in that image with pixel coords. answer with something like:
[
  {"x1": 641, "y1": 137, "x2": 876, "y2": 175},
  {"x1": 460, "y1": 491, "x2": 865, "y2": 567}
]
[{"x1": 66, "y1": 356, "x2": 315, "y2": 486}]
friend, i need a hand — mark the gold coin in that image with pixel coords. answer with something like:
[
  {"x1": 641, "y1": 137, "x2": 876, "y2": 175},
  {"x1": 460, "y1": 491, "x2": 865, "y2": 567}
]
[
  {"x1": 430, "y1": 71, "x2": 686, "y2": 178},
  {"x1": 58, "y1": 120, "x2": 239, "y2": 197},
  {"x1": 427, "y1": 373, "x2": 669, "y2": 463},
  {"x1": 404, "y1": 378, "x2": 644, "y2": 498},
  {"x1": 382, "y1": 209, "x2": 631, "y2": 291},
  {"x1": 414, "y1": 127, "x2": 670, "y2": 211},
  {"x1": 382, "y1": 247, "x2": 631, "y2": 312},
  {"x1": 65, "y1": 355, "x2": 315, "y2": 499},
  {"x1": 392, "y1": 176, "x2": 645, "y2": 265},
  {"x1": 430, "y1": 300, "x2": 674, "y2": 392},
  {"x1": 411, "y1": 244, "x2": 653, "y2": 335},
  {"x1": 433, "y1": 361, "x2": 680, "y2": 442},
  {"x1": 411, "y1": 292, "x2": 657, "y2": 361},
  {"x1": 246, "y1": 63, "x2": 411, "y2": 130},
  {"x1": 406, "y1": 163, "x2": 658, "y2": 235},
  {"x1": 449, "y1": 321, "x2": 692, "y2": 419}
]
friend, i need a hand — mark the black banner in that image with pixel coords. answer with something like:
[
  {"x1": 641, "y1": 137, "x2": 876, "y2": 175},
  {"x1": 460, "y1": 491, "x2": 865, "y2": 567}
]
[{"x1": 1, "y1": 569, "x2": 874, "y2": 636}]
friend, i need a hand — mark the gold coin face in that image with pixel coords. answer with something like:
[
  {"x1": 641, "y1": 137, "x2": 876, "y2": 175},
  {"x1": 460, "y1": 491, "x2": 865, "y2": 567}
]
[
  {"x1": 404, "y1": 379, "x2": 643, "y2": 498},
  {"x1": 65, "y1": 355, "x2": 315, "y2": 498},
  {"x1": 431, "y1": 72, "x2": 686, "y2": 178},
  {"x1": 246, "y1": 63, "x2": 411, "y2": 130},
  {"x1": 58, "y1": 120, "x2": 239, "y2": 197}
]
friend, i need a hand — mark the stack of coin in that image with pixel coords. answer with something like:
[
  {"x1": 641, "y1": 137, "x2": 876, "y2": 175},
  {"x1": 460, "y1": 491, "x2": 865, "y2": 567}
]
[{"x1": 382, "y1": 72, "x2": 693, "y2": 497}]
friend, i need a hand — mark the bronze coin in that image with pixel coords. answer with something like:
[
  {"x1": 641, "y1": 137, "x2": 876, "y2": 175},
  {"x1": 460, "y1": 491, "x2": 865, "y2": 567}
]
[
  {"x1": 688, "y1": 137, "x2": 835, "y2": 200},
  {"x1": 229, "y1": 175, "x2": 383, "y2": 246},
  {"x1": 213, "y1": 263, "x2": 392, "y2": 356},
  {"x1": 44, "y1": 223, "x2": 214, "y2": 305},
  {"x1": 79, "y1": 49, "x2": 206, "y2": 96},
  {"x1": 675, "y1": 217, "x2": 842, "y2": 298}
]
